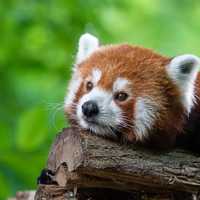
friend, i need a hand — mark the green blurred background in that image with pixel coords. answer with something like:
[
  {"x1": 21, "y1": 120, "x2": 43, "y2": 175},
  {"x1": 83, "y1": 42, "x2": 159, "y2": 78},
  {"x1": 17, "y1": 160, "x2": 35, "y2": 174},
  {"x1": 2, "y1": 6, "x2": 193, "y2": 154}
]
[{"x1": 1, "y1": 0, "x2": 200, "y2": 199}]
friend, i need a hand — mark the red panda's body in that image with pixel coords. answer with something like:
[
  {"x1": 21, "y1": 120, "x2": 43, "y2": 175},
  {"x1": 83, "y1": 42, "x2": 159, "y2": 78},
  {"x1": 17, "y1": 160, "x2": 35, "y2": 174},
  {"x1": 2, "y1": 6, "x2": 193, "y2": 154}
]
[{"x1": 64, "y1": 33, "x2": 200, "y2": 152}]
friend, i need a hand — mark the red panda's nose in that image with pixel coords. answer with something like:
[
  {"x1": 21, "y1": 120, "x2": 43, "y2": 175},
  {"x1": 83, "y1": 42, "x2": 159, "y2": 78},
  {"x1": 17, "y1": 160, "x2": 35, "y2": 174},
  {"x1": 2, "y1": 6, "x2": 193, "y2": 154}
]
[{"x1": 82, "y1": 101, "x2": 99, "y2": 118}]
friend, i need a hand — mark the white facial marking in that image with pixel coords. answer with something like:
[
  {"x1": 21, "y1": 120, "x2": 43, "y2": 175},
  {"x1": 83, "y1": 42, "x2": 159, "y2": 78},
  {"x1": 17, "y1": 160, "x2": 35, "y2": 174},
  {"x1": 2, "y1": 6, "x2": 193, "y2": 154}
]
[
  {"x1": 91, "y1": 68, "x2": 102, "y2": 85},
  {"x1": 134, "y1": 97, "x2": 158, "y2": 141},
  {"x1": 76, "y1": 33, "x2": 99, "y2": 64},
  {"x1": 77, "y1": 87, "x2": 122, "y2": 137},
  {"x1": 113, "y1": 77, "x2": 130, "y2": 92},
  {"x1": 167, "y1": 54, "x2": 200, "y2": 113},
  {"x1": 64, "y1": 73, "x2": 82, "y2": 109}
]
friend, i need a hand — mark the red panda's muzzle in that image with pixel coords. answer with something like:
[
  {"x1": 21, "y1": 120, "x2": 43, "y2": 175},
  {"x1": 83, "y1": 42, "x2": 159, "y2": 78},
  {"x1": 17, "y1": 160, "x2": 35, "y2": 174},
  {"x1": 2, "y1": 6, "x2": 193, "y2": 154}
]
[{"x1": 82, "y1": 100, "x2": 99, "y2": 118}]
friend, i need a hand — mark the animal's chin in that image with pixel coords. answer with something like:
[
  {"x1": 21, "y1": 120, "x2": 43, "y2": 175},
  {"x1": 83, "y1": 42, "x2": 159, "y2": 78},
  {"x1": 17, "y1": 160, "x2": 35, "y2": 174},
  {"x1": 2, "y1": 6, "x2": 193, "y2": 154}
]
[{"x1": 80, "y1": 118, "x2": 121, "y2": 138}]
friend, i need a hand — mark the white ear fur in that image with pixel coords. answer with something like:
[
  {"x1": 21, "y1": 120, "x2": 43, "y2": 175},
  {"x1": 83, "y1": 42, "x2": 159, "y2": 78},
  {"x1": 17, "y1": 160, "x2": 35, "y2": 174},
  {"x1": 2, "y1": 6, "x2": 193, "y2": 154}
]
[
  {"x1": 167, "y1": 54, "x2": 200, "y2": 113},
  {"x1": 76, "y1": 33, "x2": 99, "y2": 64}
]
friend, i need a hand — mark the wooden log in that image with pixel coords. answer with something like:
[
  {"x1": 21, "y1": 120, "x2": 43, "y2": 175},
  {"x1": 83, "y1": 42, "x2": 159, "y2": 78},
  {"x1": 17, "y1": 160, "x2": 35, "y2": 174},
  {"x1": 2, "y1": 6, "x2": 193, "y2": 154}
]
[
  {"x1": 8, "y1": 191, "x2": 35, "y2": 200},
  {"x1": 35, "y1": 127, "x2": 200, "y2": 199}
]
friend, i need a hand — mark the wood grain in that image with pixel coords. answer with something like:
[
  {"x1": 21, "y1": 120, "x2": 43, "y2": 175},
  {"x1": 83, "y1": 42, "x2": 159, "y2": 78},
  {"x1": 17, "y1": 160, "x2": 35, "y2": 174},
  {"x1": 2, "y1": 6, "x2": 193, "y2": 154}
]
[{"x1": 35, "y1": 127, "x2": 200, "y2": 199}]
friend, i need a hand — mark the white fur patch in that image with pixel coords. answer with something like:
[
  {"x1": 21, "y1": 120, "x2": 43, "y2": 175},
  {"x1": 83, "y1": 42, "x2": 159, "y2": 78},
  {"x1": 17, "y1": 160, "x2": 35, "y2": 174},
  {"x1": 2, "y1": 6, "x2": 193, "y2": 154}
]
[
  {"x1": 134, "y1": 97, "x2": 158, "y2": 141},
  {"x1": 91, "y1": 68, "x2": 102, "y2": 84},
  {"x1": 76, "y1": 33, "x2": 99, "y2": 64},
  {"x1": 64, "y1": 73, "x2": 82, "y2": 109},
  {"x1": 167, "y1": 54, "x2": 200, "y2": 113},
  {"x1": 77, "y1": 87, "x2": 122, "y2": 136},
  {"x1": 113, "y1": 77, "x2": 131, "y2": 92}
]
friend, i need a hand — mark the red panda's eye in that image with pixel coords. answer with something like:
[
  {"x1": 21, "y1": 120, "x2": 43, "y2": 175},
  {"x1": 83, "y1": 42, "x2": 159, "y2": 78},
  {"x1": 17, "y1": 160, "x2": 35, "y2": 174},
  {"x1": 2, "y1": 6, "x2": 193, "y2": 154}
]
[
  {"x1": 114, "y1": 92, "x2": 128, "y2": 102},
  {"x1": 86, "y1": 81, "x2": 93, "y2": 91}
]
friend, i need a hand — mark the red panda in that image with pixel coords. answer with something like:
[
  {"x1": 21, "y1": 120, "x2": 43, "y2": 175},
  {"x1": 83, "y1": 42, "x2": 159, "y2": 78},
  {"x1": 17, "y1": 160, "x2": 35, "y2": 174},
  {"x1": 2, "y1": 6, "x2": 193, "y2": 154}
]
[{"x1": 64, "y1": 33, "x2": 200, "y2": 151}]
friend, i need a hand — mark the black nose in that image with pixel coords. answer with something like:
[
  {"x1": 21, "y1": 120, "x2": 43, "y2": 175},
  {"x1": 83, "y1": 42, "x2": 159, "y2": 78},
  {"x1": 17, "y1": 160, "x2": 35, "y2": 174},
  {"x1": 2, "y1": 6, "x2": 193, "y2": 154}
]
[{"x1": 82, "y1": 101, "x2": 99, "y2": 118}]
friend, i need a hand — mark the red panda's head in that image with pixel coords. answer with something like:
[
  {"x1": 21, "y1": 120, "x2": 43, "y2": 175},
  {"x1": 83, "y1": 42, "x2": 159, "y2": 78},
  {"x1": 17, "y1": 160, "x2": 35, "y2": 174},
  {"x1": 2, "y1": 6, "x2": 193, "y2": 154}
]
[{"x1": 64, "y1": 33, "x2": 200, "y2": 142}]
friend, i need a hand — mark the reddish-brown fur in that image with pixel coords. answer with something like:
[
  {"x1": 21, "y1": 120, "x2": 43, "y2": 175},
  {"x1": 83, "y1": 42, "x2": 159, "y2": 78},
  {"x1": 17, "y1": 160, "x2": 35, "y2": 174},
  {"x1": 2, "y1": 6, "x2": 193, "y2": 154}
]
[{"x1": 67, "y1": 44, "x2": 200, "y2": 149}]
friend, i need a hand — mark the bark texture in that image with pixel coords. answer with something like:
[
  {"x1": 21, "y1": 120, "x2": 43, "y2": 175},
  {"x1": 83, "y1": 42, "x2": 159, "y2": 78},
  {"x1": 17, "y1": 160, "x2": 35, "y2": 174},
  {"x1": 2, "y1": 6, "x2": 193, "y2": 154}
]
[{"x1": 35, "y1": 127, "x2": 200, "y2": 200}]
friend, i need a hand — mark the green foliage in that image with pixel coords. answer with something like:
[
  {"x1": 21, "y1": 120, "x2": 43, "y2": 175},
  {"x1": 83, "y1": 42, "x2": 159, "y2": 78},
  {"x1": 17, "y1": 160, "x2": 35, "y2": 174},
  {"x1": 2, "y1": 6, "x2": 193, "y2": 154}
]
[
  {"x1": 16, "y1": 106, "x2": 48, "y2": 151},
  {"x1": 1, "y1": 0, "x2": 200, "y2": 199}
]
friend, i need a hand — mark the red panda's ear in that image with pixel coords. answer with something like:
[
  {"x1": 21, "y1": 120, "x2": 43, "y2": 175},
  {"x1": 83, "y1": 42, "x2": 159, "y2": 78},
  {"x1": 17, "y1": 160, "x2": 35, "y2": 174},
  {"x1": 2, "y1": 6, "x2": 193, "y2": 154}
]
[
  {"x1": 167, "y1": 54, "x2": 200, "y2": 81},
  {"x1": 166, "y1": 54, "x2": 200, "y2": 112},
  {"x1": 76, "y1": 33, "x2": 99, "y2": 64}
]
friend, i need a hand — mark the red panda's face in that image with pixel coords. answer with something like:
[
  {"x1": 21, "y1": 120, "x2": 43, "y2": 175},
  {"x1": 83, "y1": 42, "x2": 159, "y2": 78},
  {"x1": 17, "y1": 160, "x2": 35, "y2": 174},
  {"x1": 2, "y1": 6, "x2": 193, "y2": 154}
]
[
  {"x1": 64, "y1": 34, "x2": 200, "y2": 142},
  {"x1": 75, "y1": 68, "x2": 134, "y2": 139}
]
